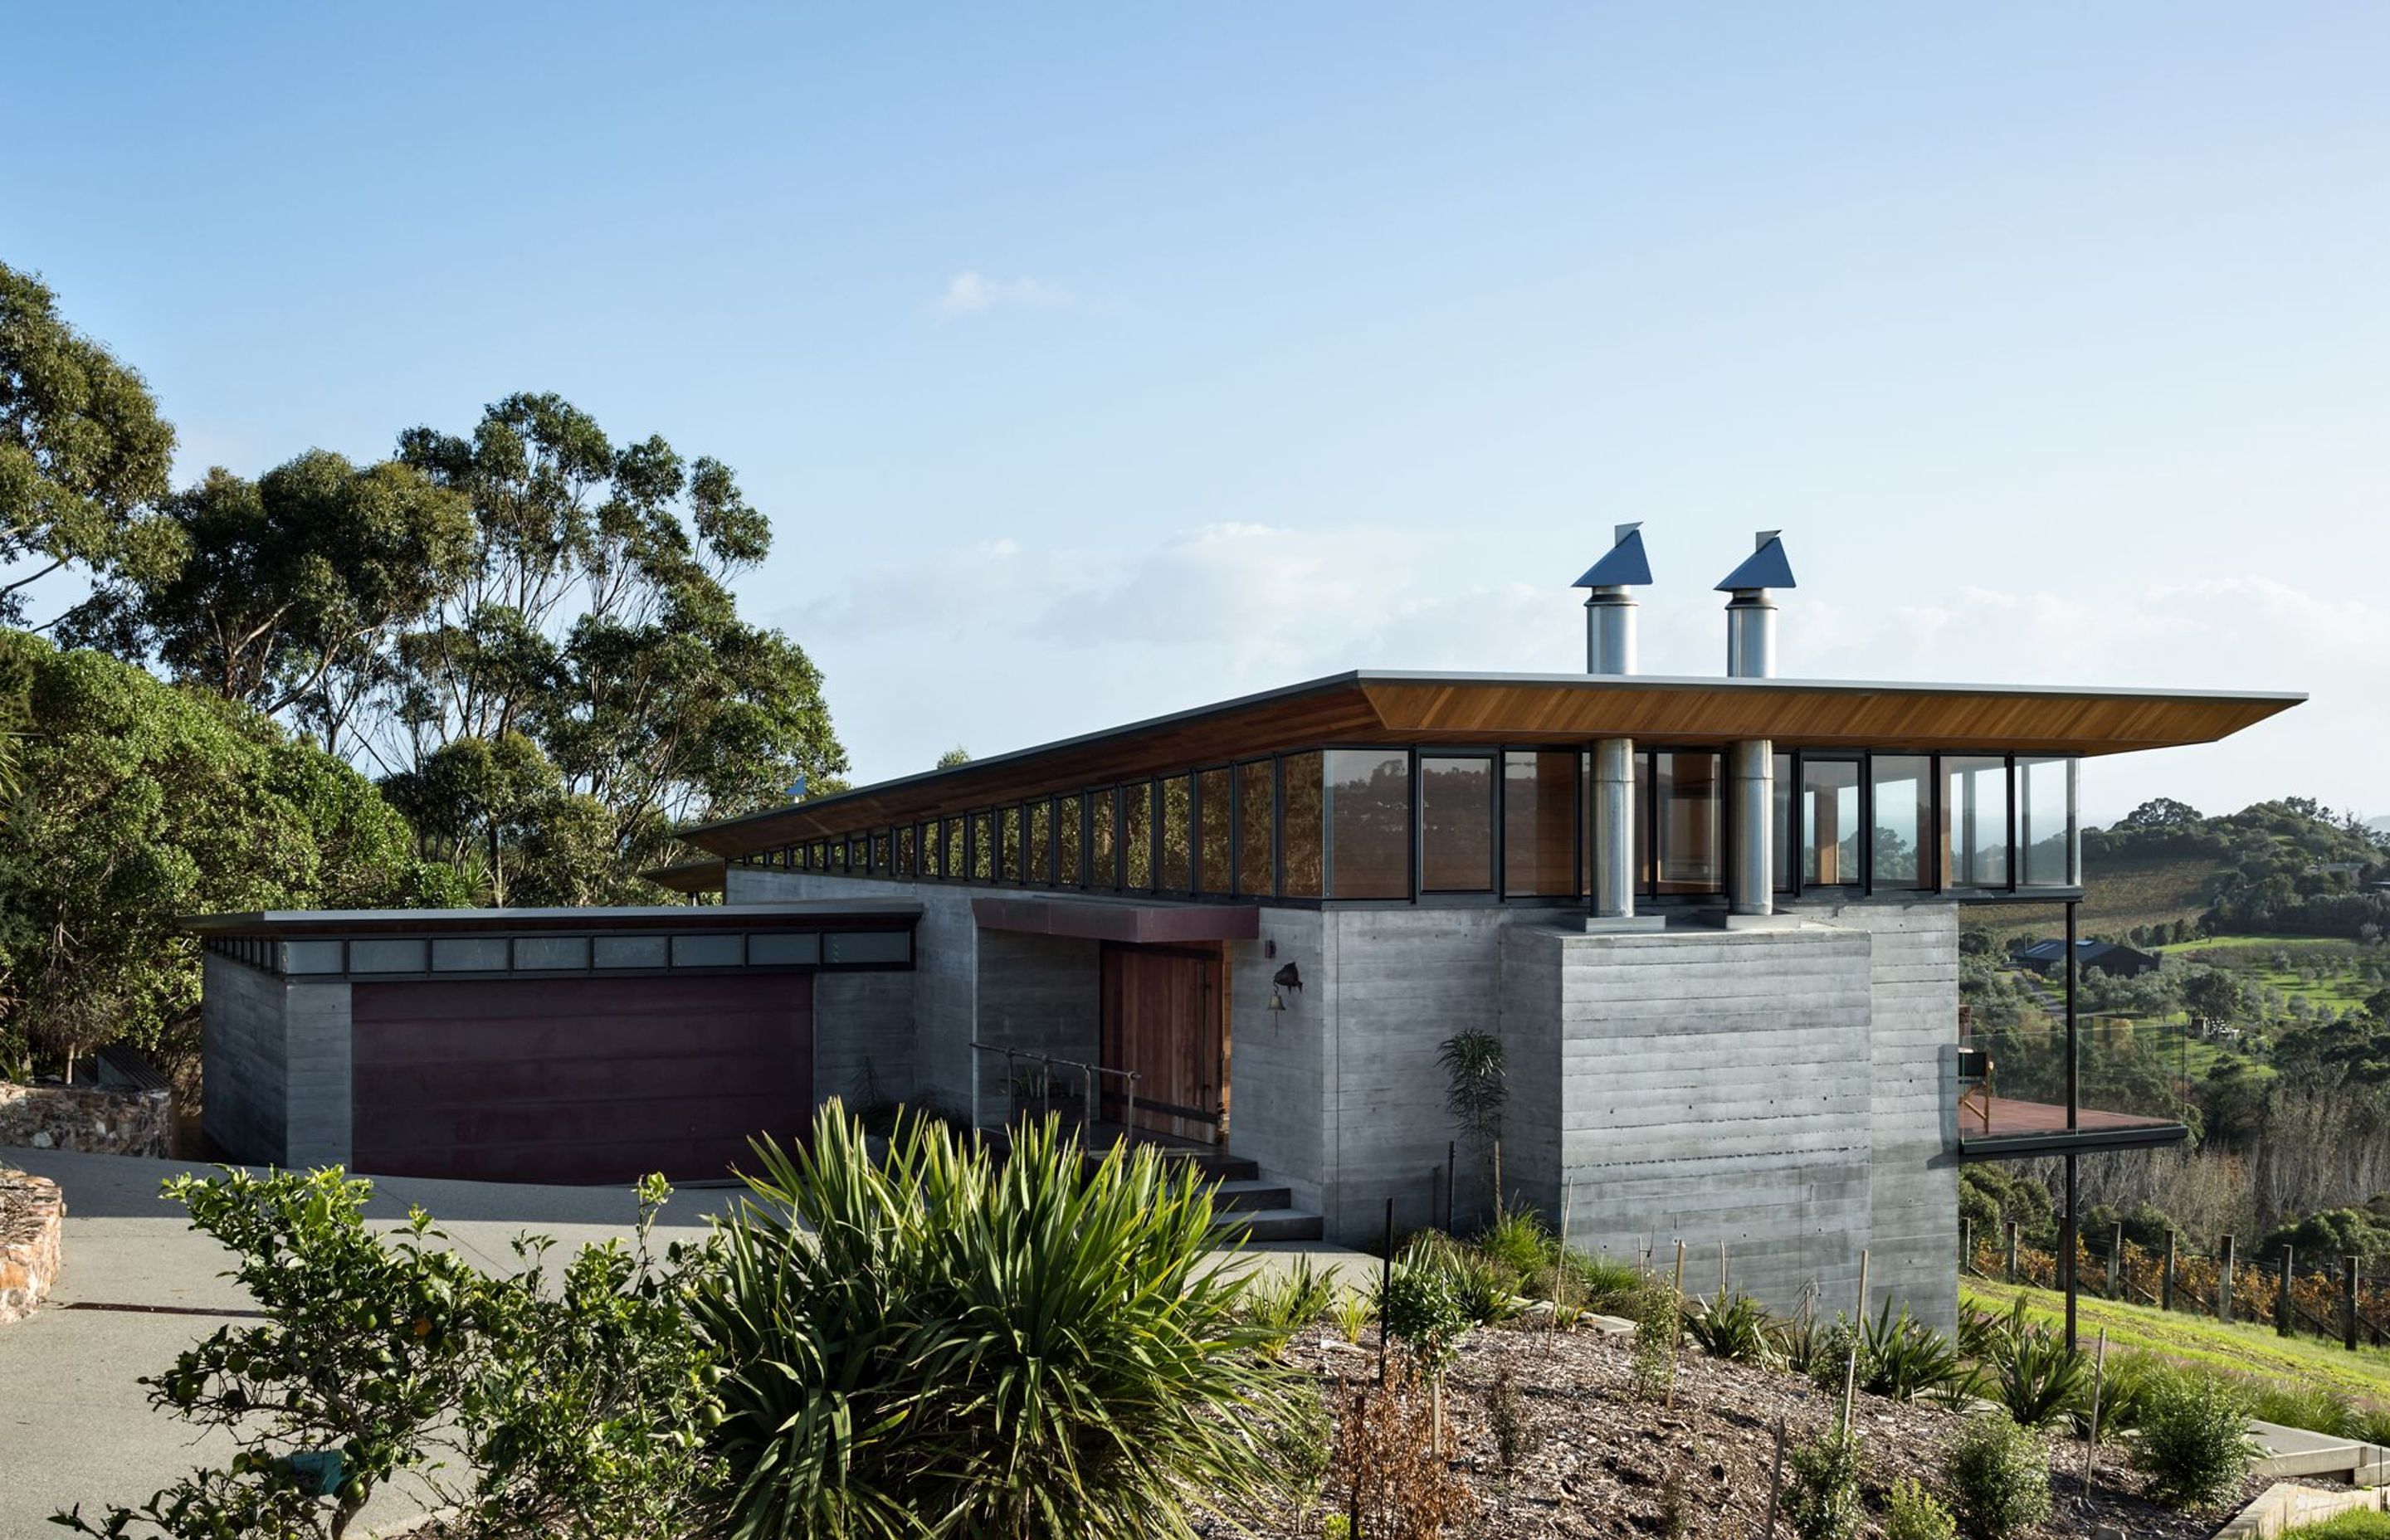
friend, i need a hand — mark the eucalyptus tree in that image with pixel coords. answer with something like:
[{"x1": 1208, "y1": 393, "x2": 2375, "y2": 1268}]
[{"x1": 0, "y1": 261, "x2": 178, "y2": 628}]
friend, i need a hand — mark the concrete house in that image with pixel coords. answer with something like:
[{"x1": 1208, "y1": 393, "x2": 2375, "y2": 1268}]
[{"x1": 192, "y1": 529, "x2": 2300, "y2": 1327}]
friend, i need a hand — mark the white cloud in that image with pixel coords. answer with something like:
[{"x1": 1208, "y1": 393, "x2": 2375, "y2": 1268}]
[
  {"x1": 783, "y1": 530, "x2": 2378, "y2": 825},
  {"x1": 931, "y1": 271, "x2": 1080, "y2": 319}
]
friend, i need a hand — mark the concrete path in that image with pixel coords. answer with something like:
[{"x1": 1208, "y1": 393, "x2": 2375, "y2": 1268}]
[{"x1": 0, "y1": 1148, "x2": 1373, "y2": 1536}]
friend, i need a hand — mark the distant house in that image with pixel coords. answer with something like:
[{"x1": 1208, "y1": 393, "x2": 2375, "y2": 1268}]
[{"x1": 2019, "y1": 938, "x2": 2161, "y2": 979}]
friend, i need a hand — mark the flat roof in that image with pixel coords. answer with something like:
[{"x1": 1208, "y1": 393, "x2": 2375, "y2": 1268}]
[
  {"x1": 183, "y1": 901, "x2": 922, "y2": 937},
  {"x1": 679, "y1": 668, "x2": 2301, "y2": 860}
]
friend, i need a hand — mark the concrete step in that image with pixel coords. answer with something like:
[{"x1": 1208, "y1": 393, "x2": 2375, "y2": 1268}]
[
  {"x1": 1211, "y1": 1178, "x2": 1294, "y2": 1213},
  {"x1": 1215, "y1": 1207, "x2": 1326, "y2": 1244}
]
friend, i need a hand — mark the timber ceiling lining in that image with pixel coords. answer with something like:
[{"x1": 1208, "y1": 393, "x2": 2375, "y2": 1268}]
[{"x1": 682, "y1": 671, "x2": 2300, "y2": 858}]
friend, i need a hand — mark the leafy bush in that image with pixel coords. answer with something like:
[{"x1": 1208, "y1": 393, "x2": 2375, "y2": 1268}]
[
  {"x1": 55, "y1": 1167, "x2": 720, "y2": 1540},
  {"x1": 1485, "y1": 1363, "x2": 1530, "y2": 1482},
  {"x1": 1881, "y1": 1476, "x2": 1958, "y2": 1540},
  {"x1": 1944, "y1": 1415, "x2": 2052, "y2": 1540},
  {"x1": 1803, "y1": 1315, "x2": 1861, "y2": 1395},
  {"x1": 1782, "y1": 1428, "x2": 1864, "y2": 1540},
  {"x1": 1626, "y1": 1279, "x2": 1681, "y2": 1401},
  {"x1": 1379, "y1": 1255, "x2": 1475, "y2": 1375},
  {"x1": 2130, "y1": 1370, "x2": 2257, "y2": 1509},
  {"x1": 1474, "y1": 1208, "x2": 1552, "y2": 1282},
  {"x1": 692, "y1": 1107, "x2": 1300, "y2": 1540},
  {"x1": 1685, "y1": 1290, "x2": 1779, "y2": 1367},
  {"x1": 1983, "y1": 1316, "x2": 2086, "y2": 1430}
]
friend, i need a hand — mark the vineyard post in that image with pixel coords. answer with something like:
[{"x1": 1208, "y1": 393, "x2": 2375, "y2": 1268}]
[
  {"x1": 2108, "y1": 1222, "x2": 2123, "y2": 1300},
  {"x1": 1961, "y1": 1217, "x2": 1973, "y2": 1278},
  {"x1": 2006, "y1": 1221, "x2": 2019, "y2": 1284},
  {"x1": 2161, "y1": 1231, "x2": 2177, "y2": 1313},
  {"x1": 2345, "y1": 1255, "x2": 2360, "y2": 1353},
  {"x1": 2218, "y1": 1234, "x2": 2236, "y2": 1326},
  {"x1": 2279, "y1": 1247, "x2": 2295, "y2": 1339}
]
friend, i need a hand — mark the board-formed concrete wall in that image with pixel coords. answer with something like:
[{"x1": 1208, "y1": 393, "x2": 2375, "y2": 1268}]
[
  {"x1": 1225, "y1": 912, "x2": 1329, "y2": 1214},
  {"x1": 201, "y1": 954, "x2": 354, "y2": 1167},
  {"x1": 971, "y1": 931, "x2": 1101, "y2": 1126},
  {"x1": 1495, "y1": 905, "x2": 1959, "y2": 1330},
  {"x1": 728, "y1": 869, "x2": 976, "y2": 1112}
]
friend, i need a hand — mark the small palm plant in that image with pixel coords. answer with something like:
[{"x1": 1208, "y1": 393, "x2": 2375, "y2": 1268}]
[
  {"x1": 692, "y1": 1104, "x2": 1301, "y2": 1540},
  {"x1": 1437, "y1": 1028, "x2": 1507, "y2": 1212}
]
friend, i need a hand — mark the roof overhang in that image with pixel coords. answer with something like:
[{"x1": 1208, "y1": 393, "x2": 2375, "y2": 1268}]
[
  {"x1": 182, "y1": 901, "x2": 921, "y2": 938},
  {"x1": 680, "y1": 668, "x2": 2304, "y2": 860},
  {"x1": 646, "y1": 858, "x2": 727, "y2": 896}
]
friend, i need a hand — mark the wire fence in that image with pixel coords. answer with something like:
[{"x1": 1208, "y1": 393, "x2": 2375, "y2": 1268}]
[{"x1": 1963, "y1": 1216, "x2": 2390, "y2": 1351}]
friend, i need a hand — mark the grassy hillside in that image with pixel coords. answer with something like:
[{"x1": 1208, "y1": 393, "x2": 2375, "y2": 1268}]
[{"x1": 1963, "y1": 1277, "x2": 2390, "y2": 1408}]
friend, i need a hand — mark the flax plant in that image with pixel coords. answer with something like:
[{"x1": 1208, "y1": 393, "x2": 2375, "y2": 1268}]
[{"x1": 692, "y1": 1104, "x2": 1300, "y2": 1540}]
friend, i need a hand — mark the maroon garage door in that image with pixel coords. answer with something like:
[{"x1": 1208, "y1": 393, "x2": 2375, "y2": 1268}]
[{"x1": 350, "y1": 974, "x2": 812, "y2": 1184}]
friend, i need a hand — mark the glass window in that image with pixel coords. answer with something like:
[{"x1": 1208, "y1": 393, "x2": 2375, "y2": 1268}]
[
  {"x1": 969, "y1": 811, "x2": 993, "y2": 881},
  {"x1": 1635, "y1": 753, "x2": 1652, "y2": 893},
  {"x1": 1028, "y1": 800, "x2": 1053, "y2": 885},
  {"x1": 1125, "y1": 782, "x2": 1154, "y2": 889},
  {"x1": 1237, "y1": 761, "x2": 1274, "y2": 897},
  {"x1": 1088, "y1": 790, "x2": 1115, "y2": 889},
  {"x1": 1944, "y1": 756, "x2": 2008, "y2": 888},
  {"x1": 1198, "y1": 768, "x2": 1233, "y2": 893},
  {"x1": 947, "y1": 818, "x2": 966, "y2": 880},
  {"x1": 2019, "y1": 757, "x2": 2075, "y2": 887},
  {"x1": 1158, "y1": 775, "x2": 1193, "y2": 891},
  {"x1": 1653, "y1": 752, "x2": 1723, "y2": 894},
  {"x1": 1801, "y1": 758, "x2": 1861, "y2": 887},
  {"x1": 922, "y1": 821, "x2": 942, "y2": 879},
  {"x1": 1281, "y1": 752, "x2": 1324, "y2": 898},
  {"x1": 1871, "y1": 755, "x2": 1931, "y2": 890},
  {"x1": 1058, "y1": 795, "x2": 1083, "y2": 885},
  {"x1": 1327, "y1": 748, "x2": 1410, "y2": 899},
  {"x1": 1420, "y1": 755, "x2": 1495, "y2": 893},
  {"x1": 1503, "y1": 751, "x2": 1576, "y2": 897},
  {"x1": 1001, "y1": 807, "x2": 1023, "y2": 882},
  {"x1": 872, "y1": 830, "x2": 891, "y2": 874}
]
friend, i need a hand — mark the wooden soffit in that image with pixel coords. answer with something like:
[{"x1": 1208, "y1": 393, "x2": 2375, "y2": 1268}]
[{"x1": 681, "y1": 670, "x2": 2301, "y2": 859}]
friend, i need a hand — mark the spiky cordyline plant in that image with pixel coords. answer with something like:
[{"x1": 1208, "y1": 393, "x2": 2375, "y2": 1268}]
[{"x1": 691, "y1": 1103, "x2": 1302, "y2": 1540}]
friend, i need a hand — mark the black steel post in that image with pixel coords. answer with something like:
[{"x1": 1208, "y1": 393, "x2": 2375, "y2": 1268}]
[
  {"x1": 2065, "y1": 899, "x2": 2080, "y2": 1132},
  {"x1": 2064, "y1": 1152, "x2": 2080, "y2": 1352}
]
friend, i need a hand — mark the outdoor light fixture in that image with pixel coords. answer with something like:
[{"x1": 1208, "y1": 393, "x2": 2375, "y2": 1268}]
[{"x1": 1266, "y1": 962, "x2": 1303, "y2": 1012}]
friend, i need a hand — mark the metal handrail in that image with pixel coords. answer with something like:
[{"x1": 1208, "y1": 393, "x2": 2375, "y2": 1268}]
[{"x1": 969, "y1": 1040, "x2": 1139, "y2": 1130}]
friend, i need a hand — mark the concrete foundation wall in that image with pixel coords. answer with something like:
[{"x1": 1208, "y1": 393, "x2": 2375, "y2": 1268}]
[
  {"x1": 812, "y1": 970, "x2": 919, "y2": 1111},
  {"x1": 971, "y1": 931, "x2": 1101, "y2": 1126},
  {"x1": 202, "y1": 953, "x2": 295, "y2": 1164},
  {"x1": 1226, "y1": 912, "x2": 1329, "y2": 1213}
]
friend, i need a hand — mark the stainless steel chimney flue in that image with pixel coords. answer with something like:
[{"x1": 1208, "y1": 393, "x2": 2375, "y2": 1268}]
[
  {"x1": 1573, "y1": 523, "x2": 1652, "y2": 676},
  {"x1": 1714, "y1": 531, "x2": 1795, "y2": 918},
  {"x1": 1574, "y1": 524, "x2": 1654, "y2": 922}
]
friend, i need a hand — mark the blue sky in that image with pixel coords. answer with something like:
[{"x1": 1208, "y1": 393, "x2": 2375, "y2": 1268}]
[{"x1": 7, "y1": 6, "x2": 2385, "y2": 821}]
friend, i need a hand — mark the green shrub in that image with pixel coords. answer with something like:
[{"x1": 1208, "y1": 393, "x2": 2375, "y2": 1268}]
[
  {"x1": 1475, "y1": 1208, "x2": 1553, "y2": 1282},
  {"x1": 1243, "y1": 1255, "x2": 1338, "y2": 1350},
  {"x1": 1782, "y1": 1428, "x2": 1864, "y2": 1540},
  {"x1": 1685, "y1": 1290, "x2": 1779, "y2": 1367},
  {"x1": 1881, "y1": 1477, "x2": 1959, "y2": 1540},
  {"x1": 1329, "y1": 1287, "x2": 1373, "y2": 1346},
  {"x1": 1378, "y1": 1255, "x2": 1475, "y2": 1376},
  {"x1": 693, "y1": 1107, "x2": 1300, "y2": 1540},
  {"x1": 1805, "y1": 1315, "x2": 1861, "y2": 1395},
  {"x1": 1944, "y1": 1414, "x2": 2052, "y2": 1540},
  {"x1": 1626, "y1": 1279, "x2": 1682, "y2": 1401},
  {"x1": 1984, "y1": 1317, "x2": 2086, "y2": 1430},
  {"x1": 2130, "y1": 1370, "x2": 2257, "y2": 1510},
  {"x1": 1563, "y1": 1251, "x2": 1647, "y2": 1313}
]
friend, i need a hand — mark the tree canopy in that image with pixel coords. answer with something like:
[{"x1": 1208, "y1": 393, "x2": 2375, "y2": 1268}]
[
  {"x1": 0, "y1": 261, "x2": 178, "y2": 628},
  {"x1": 0, "y1": 631, "x2": 461, "y2": 1076}
]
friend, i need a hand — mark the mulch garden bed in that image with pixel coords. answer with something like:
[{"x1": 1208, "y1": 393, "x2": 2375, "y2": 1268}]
[{"x1": 1202, "y1": 1320, "x2": 2272, "y2": 1538}]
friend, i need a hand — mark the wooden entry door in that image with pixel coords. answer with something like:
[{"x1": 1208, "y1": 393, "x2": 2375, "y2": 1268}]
[{"x1": 1100, "y1": 943, "x2": 1227, "y2": 1143}]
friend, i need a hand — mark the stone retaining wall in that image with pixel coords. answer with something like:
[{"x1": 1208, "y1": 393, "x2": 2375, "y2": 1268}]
[
  {"x1": 0, "y1": 1170, "x2": 64, "y2": 1324},
  {"x1": 0, "y1": 1080, "x2": 171, "y2": 1157}
]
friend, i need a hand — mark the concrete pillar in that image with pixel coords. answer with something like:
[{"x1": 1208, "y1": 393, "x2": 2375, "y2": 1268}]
[
  {"x1": 1727, "y1": 739, "x2": 1773, "y2": 917},
  {"x1": 1593, "y1": 738, "x2": 1636, "y2": 919}
]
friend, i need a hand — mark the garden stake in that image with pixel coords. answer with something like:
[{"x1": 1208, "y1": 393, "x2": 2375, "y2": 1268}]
[
  {"x1": 1378, "y1": 1196, "x2": 1394, "y2": 1387},
  {"x1": 2080, "y1": 1327, "x2": 2107, "y2": 1513},
  {"x1": 2161, "y1": 1231, "x2": 2177, "y2": 1312},
  {"x1": 2346, "y1": 1255, "x2": 2361, "y2": 1352},
  {"x1": 2279, "y1": 1247, "x2": 2295, "y2": 1338},
  {"x1": 1758, "y1": 1417, "x2": 1786, "y2": 1539},
  {"x1": 2219, "y1": 1234, "x2": 2235, "y2": 1324},
  {"x1": 1553, "y1": 1184, "x2": 1573, "y2": 1335},
  {"x1": 1666, "y1": 1240, "x2": 1686, "y2": 1411},
  {"x1": 2108, "y1": 1221, "x2": 2123, "y2": 1299},
  {"x1": 1719, "y1": 1239, "x2": 1729, "y2": 1299},
  {"x1": 1445, "y1": 1141, "x2": 1456, "y2": 1234},
  {"x1": 2006, "y1": 1220, "x2": 2019, "y2": 1283}
]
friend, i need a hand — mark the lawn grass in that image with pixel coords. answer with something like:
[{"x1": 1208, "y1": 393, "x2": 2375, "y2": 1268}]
[
  {"x1": 1962, "y1": 1278, "x2": 2390, "y2": 1409},
  {"x1": 2291, "y1": 1512, "x2": 2390, "y2": 1538}
]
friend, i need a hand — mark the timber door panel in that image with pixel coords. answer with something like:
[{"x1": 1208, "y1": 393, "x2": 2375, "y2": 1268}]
[
  {"x1": 1099, "y1": 943, "x2": 1225, "y2": 1143},
  {"x1": 350, "y1": 975, "x2": 812, "y2": 1184}
]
